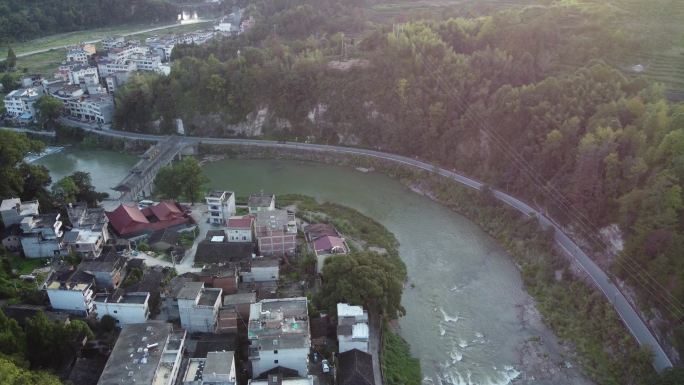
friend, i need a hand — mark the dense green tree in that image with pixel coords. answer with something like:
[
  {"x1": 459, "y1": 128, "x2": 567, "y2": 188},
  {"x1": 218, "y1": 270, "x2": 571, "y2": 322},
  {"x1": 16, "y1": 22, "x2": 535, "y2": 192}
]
[
  {"x1": 0, "y1": 131, "x2": 44, "y2": 199},
  {"x1": 0, "y1": 357, "x2": 62, "y2": 385},
  {"x1": 318, "y1": 251, "x2": 405, "y2": 319},
  {"x1": 154, "y1": 157, "x2": 208, "y2": 203},
  {"x1": 17, "y1": 163, "x2": 52, "y2": 210},
  {"x1": 24, "y1": 312, "x2": 93, "y2": 370},
  {"x1": 50, "y1": 177, "x2": 78, "y2": 207},
  {"x1": 5, "y1": 47, "x2": 15, "y2": 69},
  {"x1": 34, "y1": 95, "x2": 63, "y2": 129},
  {"x1": 0, "y1": 309, "x2": 26, "y2": 363}
]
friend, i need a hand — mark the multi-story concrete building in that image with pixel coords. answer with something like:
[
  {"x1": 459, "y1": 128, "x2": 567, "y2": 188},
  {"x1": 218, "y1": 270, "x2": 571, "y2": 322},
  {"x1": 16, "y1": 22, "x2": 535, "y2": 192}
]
[
  {"x1": 107, "y1": 43, "x2": 149, "y2": 63},
  {"x1": 248, "y1": 375, "x2": 314, "y2": 385},
  {"x1": 336, "y1": 303, "x2": 369, "y2": 353},
  {"x1": 226, "y1": 216, "x2": 253, "y2": 242},
  {"x1": 68, "y1": 64, "x2": 99, "y2": 85},
  {"x1": 0, "y1": 198, "x2": 39, "y2": 227},
  {"x1": 130, "y1": 53, "x2": 163, "y2": 72},
  {"x1": 97, "y1": 59, "x2": 137, "y2": 77},
  {"x1": 205, "y1": 191, "x2": 236, "y2": 225},
  {"x1": 101, "y1": 36, "x2": 125, "y2": 51},
  {"x1": 67, "y1": 202, "x2": 110, "y2": 243},
  {"x1": 248, "y1": 297, "x2": 310, "y2": 378},
  {"x1": 20, "y1": 213, "x2": 64, "y2": 258},
  {"x1": 183, "y1": 351, "x2": 236, "y2": 385},
  {"x1": 78, "y1": 250, "x2": 126, "y2": 290},
  {"x1": 97, "y1": 322, "x2": 186, "y2": 385},
  {"x1": 65, "y1": 94, "x2": 114, "y2": 124},
  {"x1": 66, "y1": 48, "x2": 89, "y2": 63},
  {"x1": 94, "y1": 291, "x2": 150, "y2": 325},
  {"x1": 177, "y1": 282, "x2": 222, "y2": 333},
  {"x1": 104, "y1": 71, "x2": 133, "y2": 93},
  {"x1": 3, "y1": 87, "x2": 42, "y2": 120},
  {"x1": 46, "y1": 267, "x2": 95, "y2": 316},
  {"x1": 254, "y1": 210, "x2": 297, "y2": 257},
  {"x1": 63, "y1": 229, "x2": 104, "y2": 259}
]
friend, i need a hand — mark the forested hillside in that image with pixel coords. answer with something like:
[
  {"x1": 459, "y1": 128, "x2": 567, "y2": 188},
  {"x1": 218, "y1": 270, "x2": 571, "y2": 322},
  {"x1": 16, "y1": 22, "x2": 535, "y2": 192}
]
[
  {"x1": 0, "y1": 0, "x2": 179, "y2": 44},
  {"x1": 115, "y1": 0, "x2": 684, "y2": 368}
]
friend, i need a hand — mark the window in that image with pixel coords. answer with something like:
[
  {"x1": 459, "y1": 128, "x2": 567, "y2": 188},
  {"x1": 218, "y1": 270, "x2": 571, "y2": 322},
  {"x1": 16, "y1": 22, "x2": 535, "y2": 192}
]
[
  {"x1": 113, "y1": 310, "x2": 118, "y2": 313},
  {"x1": 274, "y1": 360, "x2": 278, "y2": 364},
  {"x1": 274, "y1": 350, "x2": 278, "y2": 354}
]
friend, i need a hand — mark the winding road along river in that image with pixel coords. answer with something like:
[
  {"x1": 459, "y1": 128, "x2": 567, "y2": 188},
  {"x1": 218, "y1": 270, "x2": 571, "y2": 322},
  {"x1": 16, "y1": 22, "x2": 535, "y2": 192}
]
[{"x1": 36, "y1": 148, "x2": 593, "y2": 385}]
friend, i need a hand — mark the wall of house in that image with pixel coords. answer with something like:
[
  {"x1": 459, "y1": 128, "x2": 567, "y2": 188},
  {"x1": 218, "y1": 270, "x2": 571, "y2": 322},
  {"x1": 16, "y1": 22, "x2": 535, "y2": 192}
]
[
  {"x1": 338, "y1": 337, "x2": 369, "y2": 354},
  {"x1": 257, "y1": 234, "x2": 296, "y2": 257},
  {"x1": 47, "y1": 288, "x2": 92, "y2": 315},
  {"x1": 178, "y1": 299, "x2": 220, "y2": 333},
  {"x1": 251, "y1": 347, "x2": 309, "y2": 378},
  {"x1": 94, "y1": 299, "x2": 149, "y2": 325},
  {"x1": 21, "y1": 237, "x2": 61, "y2": 258},
  {"x1": 2, "y1": 236, "x2": 21, "y2": 251},
  {"x1": 241, "y1": 266, "x2": 278, "y2": 283},
  {"x1": 199, "y1": 275, "x2": 238, "y2": 295},
  {"x1": 227, "y1": 228, "x2": 252, "y2": 242}
]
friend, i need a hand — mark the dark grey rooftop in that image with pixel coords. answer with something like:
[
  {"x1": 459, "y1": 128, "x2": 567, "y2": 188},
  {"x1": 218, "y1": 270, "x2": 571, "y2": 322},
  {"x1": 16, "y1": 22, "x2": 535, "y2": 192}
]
[
  {"x1": 248, "y1": 193, "x2": 275, "y2": 208},
  {"x1": 97, "y1": 322, "x2": 173, "y2": 385}
]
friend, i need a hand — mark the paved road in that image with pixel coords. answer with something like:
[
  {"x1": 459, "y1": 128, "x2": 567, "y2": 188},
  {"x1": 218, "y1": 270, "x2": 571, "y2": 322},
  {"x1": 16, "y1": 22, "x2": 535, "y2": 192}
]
[
  {"x1": 42, "y1": 121, "x2": 675, "y2": 371},
  {"x1": 9, "y1": 20, "x2": 211, "y2": 58},
  {"x1": 0, "y1": 126, "x2": 56, "y2": 137}
]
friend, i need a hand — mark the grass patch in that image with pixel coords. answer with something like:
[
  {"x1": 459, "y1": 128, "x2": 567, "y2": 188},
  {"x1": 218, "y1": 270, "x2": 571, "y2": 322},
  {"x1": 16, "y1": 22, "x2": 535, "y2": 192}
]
[
  {"x1": 381, "y1": 325, "x2": 421, "y2": 385},
  {"x1": 6, "y1": 254, "x2": 49, "y2": 275},
  {"x1": 14, "y1": 49, "x2": 65, "y2": 76}
]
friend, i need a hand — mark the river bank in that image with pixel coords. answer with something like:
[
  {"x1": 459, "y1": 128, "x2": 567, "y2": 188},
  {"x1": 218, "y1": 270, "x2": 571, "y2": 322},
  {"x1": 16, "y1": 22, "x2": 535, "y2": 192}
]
[{"x1": 196, "y1": 143, "x2": 654, "y2": 384}]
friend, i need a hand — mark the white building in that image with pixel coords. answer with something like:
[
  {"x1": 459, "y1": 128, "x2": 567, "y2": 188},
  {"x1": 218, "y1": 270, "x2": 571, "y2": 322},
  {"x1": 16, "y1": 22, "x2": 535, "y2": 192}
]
[
  {"x1": 63, "y1": 229, "x2": 104, "y2": 259},
  {"x1": 337, "y1": 303, "x2": 369, "y2": 353},
  {"x1": 107, "y1": 44, "x2": 149, "y2": 63},
  {"x1": 248, "y1": 297, "x2": 310, "y2": 378},
  {"x1": 226, "y1": 216, "x2": 253, "y2": 242},
  {"x1": 66, "y1": 48, "x2": 89, "y2": 63},
  {"x1": 130, "y1": 53, "x2": 163, "y2": 72},
  {"x1": 249, "y1": 376, "x2": 314, "y2": 385},
  {"x1": 177, "y1": 282, "x2": 222, "y2": 333},
  {"x1": 105, "y1": 71, "x2": 133, "y2": 93},
  {"x1": 183, "y1": 351, "x2": 236, "y2": 385},
  {"x1": 68, "y1": 65, "x2": 99, "y2": 85},
  {"x1": 205, "y1": 191, "x2": 236, "y2": 225},
  {"x1": 66, "y1": 202, "x2": 110, "y2": 243},
  {"x1": 102, "y1": 36, "x2": 125, "y2": 51},
  {"x1": 46, "y1": 268, "x2": 95, "y2": 316},
  {"x1": 65, "y1": 94, "x2": 114, "y2": 124},
  {"x1": 94, "y1": 291, "x2": 150, "y2": 325},
  {"x1": 0, "y1": 198, "x2": 39, "y2": 227},
  {"x1": 97, "y1": 59, "x2": 137, "y2": 77},
  {"x1": 97, "y1": 322, "x2": 186, "y2": 385},
  {"x1": 3, "y1": 87, "x2": 42, "y2": 119},
  {"x1": 20, "y1": 213, "x2": 64, "y2": 258}
]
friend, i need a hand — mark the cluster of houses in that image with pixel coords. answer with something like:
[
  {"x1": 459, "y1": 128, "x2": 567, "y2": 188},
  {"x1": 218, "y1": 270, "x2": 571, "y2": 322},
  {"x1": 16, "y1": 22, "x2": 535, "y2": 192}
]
[
  {"x1": 1, "y1": 189, "x2": 373, "y2": 385},
  {"x1": 2, "y1": 25, "x2": 227, "y2": 126}
]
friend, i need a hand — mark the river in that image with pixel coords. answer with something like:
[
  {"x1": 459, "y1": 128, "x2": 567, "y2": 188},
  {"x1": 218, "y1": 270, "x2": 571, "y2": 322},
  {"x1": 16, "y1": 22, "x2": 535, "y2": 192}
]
[{"x1": 36, "y1": 148, "x2": 591, "y2": 385}]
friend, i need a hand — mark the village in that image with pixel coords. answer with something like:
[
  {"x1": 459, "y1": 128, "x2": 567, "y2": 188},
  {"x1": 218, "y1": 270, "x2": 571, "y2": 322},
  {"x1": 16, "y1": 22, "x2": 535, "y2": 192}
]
[
  {"x1": 2, "y1": 10, "x2": 253, "y2": 127},
  {"x1": 0, "y1": 190, "x2": 376, "y2": 385}
]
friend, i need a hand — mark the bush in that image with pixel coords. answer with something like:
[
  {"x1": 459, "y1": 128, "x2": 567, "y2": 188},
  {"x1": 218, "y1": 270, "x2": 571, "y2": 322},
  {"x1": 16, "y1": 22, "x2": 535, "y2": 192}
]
[{"x1": 381, "y1": 326, "x2": 421, "y2": 385}]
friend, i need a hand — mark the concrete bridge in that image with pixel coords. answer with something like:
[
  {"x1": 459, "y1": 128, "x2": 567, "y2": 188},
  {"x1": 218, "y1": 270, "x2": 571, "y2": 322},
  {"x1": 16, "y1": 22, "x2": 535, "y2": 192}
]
[{"x1": 113, "y1": 136, "x2": 197, "y2": 202}]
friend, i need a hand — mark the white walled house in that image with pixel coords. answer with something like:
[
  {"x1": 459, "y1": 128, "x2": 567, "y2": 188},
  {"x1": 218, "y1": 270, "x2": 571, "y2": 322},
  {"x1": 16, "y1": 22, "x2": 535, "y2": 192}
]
[
  {"x1": 46, "y1": 268, "x2": 95, "y2": 316},
  {"x1": 3, "y1": 87, "x2": 42, "y2": 120},
  {"x1": 177, "y1": 282, "x2": 222, "y2": 333},
  {"x1": 226, "y1": 216, "x2": 253, "y2": 242},
  {"x1": 94, "y1": 291, "x2": 150, "y2": 325},
  {"x1": 241, "y1": 257, "x2": 279, "y2": 283},
  {"x1": 65, "y1": 95, "x2": 114, "y2": 124},
  {"x1": 97, "y1": 59, "x2": 137, "y2": 77},
  {"x1": 205, "y1": 191, "x2": 236, "y2": 225},
  {"x1": 1, "y1": 198, "x2": 39, "y2": 227},
  {"x1": 248, "y1": 297, "x2": 310, "y2": 378},
  {"x1": 20, "y1": 213, "x2": 64, "y2": 258},
  {"x1": 67, "y1": 65, "x2": 99, "y2": 85},
  {"x1": 337, "y1": 303, "x2": 369, "y2": 353}
]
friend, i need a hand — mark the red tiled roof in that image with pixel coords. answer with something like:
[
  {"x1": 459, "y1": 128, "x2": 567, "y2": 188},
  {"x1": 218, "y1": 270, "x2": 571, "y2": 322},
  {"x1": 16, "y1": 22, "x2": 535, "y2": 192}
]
[
  {"x1": 227, "y1": 216, "x2": 253, "y2": 229},
  {"x1": 149, "y1": 201, "x2": 182, "y2": 221},
  {"x1": 313, "y1": 235, "x2": 346, "y2": 253},
  {"x1": 106, "y1": 204, "x2": 149, "y2": 235},
  {"x1": 106, "y1": 201, "x2": 190, "y2": 236}
]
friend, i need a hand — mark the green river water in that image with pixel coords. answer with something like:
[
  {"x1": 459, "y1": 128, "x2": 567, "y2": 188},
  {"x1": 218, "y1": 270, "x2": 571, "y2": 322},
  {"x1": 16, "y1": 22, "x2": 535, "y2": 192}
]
[{"x1": 34, "y1": 147, "x2": 586, "y2": 385}]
